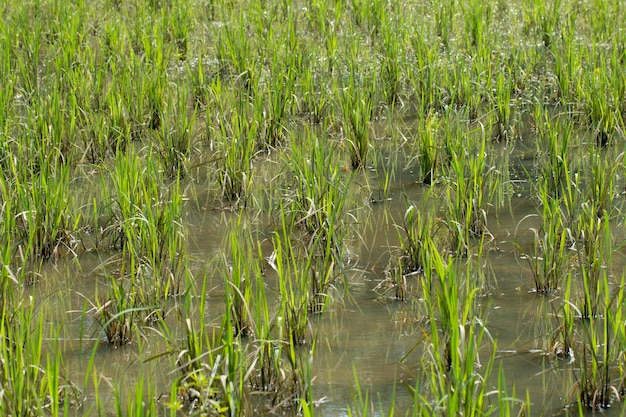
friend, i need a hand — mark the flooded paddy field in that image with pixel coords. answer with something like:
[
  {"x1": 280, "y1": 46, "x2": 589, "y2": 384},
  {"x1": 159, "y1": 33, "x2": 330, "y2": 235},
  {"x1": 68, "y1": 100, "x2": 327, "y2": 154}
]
[{"x1": 2, "y1": 0, "x2": 626, "y2": 416}]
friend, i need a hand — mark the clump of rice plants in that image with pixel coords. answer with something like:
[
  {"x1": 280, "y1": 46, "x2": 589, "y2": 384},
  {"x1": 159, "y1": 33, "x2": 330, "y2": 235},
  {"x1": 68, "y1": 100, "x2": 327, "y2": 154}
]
[
  {"x1": 155, "y1": 86, "x2": 199, "y2": 179},
  {"x1": 0, "y1": 300, "x2": 79, "y2": 415},
  {"x1": 175, "y1": 318, "x2": 246, "y2": 415},
  {"x1": 407, "y1": 112, "x2": 442, "y2": 185},
  {"x1": 573, "y1": 304, "x2": 618, "y2": 410},
  {"x1": 386, "y1": 196, "x2": 439, "y2": 301},
  {"x1": 222, "y1": 218, "x2": 257, "y2": 338},
  {"x1": 492, "y1": 70, "x2": 513, "y2": 142},
  {"x1": 94, "y1": 274, "x2": 138, "y2": 347},
  {"x1": 520, "y1": 185, "x2": 572, "y2": 295},
  {"x1": 534, "y1": 105, "x2": 573, "y2": 199},
  {"x1": 9, "y1": 158, "x2": 79, "y2": 271},
  {"x1": 441, "y1": 127, "x2": 497, "y2": 254},
  {"x1": 215, "y1": 96, "x2": 256, "y2": 204},
  {"x1": 574, "y1": 207, "x2": 611, "y2": 319},
  {"x1": 102, "y1": 151, "x2": 188, "y2": 300},
  {"x1": 406, "y1": 237, "x2": 498, "y2": 415},
  {"x1": 409, "y1": 31, "x2": 440, "y2": 113},
  {"x1": 270, "y1": 225, "x2": 310, "y2": 344},
  {"x1": 378, "y1": 4, "x2": 405, "y2": 105},
  {"x1": 339, "y1": 66, "x2": 375, "y2": 170},
  {"x1": 279, "y1": 127, "x2": 352, "y2": 311}
]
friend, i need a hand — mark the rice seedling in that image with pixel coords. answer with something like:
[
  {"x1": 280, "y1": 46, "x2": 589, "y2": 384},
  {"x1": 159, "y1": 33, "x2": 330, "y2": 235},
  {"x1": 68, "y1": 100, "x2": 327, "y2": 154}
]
[
  {"x1": 578, "y1": 57, "x2": 624, "y2": 147},
  {"x1": 170, "y1": 0, "x2": 191, "y2": 61},
  {"x1": 433, "y1": 0, "x2": 455, "y2": 49},
  {"x1": 574, "y1": 207, "x2": 612, "y2": 320},
  {"x1": 270, "y1": 226, "x2": 309, "y2": 345},
  {"x1": 10, "y1": 160, "x2": 79, "y2": 277},
  {"x1": 253, "y1": 66, "x2": 293, "y2": 150},
  {"x1": 281, "y1": 126, "x2": 351, "y2": 248},
  {"x1": 215, "y1": 10, "x2": 256, "y2": 93},
  {"x1": 530, "y1": 0, "x2": 562, "y2": 48},
  {"x1": 298, "y1": 67, "x2": 331, "y2": 124},
  {"x1": 93, "y1": 272, "x2": 139, "y2": 347},
  {"x1": 534, "y1": 105, "x2": 574, "y2": 200},
  {"x1": 175, "y1": 317, "x2": 247, "y2": 415},
  {"x1": 106, "y1": 151, "x2": 187, "y2": 300},
  {"x1": 551, "y1": 20, "x2": 580, "y2": 109}
]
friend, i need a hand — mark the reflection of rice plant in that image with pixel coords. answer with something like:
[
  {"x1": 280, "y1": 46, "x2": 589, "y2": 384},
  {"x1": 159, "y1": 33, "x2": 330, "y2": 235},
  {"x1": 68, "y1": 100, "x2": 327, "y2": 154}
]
[{"x1": 546, "y1": 278, "x2": 575, "y2": 359}]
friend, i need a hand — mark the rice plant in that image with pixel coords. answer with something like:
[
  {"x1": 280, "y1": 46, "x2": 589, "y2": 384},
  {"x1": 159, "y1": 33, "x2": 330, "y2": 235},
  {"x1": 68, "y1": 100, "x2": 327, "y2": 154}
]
[
  {"x1": 575, "y1": 207, "x2": 612, "y2": 320},
  {"x1": 534, "y1": 105, "x2": 573, "y2": 200},
  {"x1": 573, "y1": 305, "x2": 616, "y2": 409},
  {"x1": 11, "y1": 158, "x2": 79, "y2": 274}
]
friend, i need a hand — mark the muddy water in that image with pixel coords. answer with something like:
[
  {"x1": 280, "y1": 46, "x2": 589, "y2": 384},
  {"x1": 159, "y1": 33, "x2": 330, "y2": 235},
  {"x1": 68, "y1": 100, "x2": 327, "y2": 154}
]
[{"x1": 31, "y1": 135, "x2": 626, "y2": 417}]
